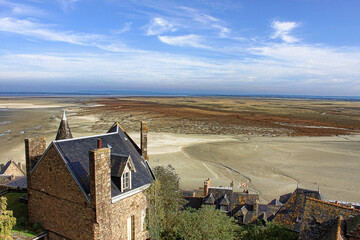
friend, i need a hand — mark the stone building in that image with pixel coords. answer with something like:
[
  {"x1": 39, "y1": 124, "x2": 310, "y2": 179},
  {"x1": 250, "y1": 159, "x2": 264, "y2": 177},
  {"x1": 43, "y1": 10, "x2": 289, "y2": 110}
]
[
  {"x1": 274, "y1": 187, "x2": 360, "y2": 239},
  {"x1": 0, "y1": 160, "x2": 27, "y2": 191},
  {"x1": 182, "y1": 179, "x2": 281, "y2": 224},
  {"x1": 25, "y1": 114, "x2": 154, "y2": 240}
]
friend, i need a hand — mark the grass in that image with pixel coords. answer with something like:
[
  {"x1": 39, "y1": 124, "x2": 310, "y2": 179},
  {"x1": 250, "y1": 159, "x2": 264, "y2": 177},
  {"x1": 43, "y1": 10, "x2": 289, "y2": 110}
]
[{"x1": 2, "y1": 192, "x2": 39, "y2": 238}]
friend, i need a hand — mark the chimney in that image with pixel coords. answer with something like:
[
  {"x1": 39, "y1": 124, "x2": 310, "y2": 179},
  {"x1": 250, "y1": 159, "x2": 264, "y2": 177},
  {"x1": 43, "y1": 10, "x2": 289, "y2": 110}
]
[
  {"x1": 97, "y1": 138, "x2": 102, "y2": 149},
  {"x1": 25, "y1": 137, "x2": 46, "y2": 187},
  {"x1": 0, "y1": 164, "x2": 3, "y2": 171},
  {"x1": 204, "y1": 178, "x2": 211, "y2": 196},
  {"x1": 230, "y1": 181, "x2": 234, "y2": 188},
  {"x1": 254, "y1": 199, "x2": 259, "y2": 213},
  {"x1": 18, "y1": 162, "x2": 23, "y2": 172},
  {"x1": 89, "y1": 147, "x2": 111, "y2": 220},
  {"x1": 141, "y1": 121, "x2": 149, "y2": 160}
]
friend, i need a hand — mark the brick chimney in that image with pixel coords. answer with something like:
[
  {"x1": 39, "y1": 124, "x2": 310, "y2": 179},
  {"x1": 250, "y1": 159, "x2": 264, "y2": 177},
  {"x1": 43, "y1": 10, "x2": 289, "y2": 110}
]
[
  {"x1": 141, "y1": 121, "x2": 149, "y2": 160},
  {"x1": 89, "y1": 147, "x2": 111, "y2": 221},
  {"x1": 204, "y1": 178, "x2": 211, "y2": 196},
  {"x1": 25, "y1": 137, "x2": 46, "y2": 187}
]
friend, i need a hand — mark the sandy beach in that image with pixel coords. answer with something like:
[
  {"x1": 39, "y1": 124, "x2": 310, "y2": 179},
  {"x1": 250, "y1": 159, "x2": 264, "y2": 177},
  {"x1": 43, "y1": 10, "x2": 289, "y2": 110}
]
[{"x1": 0, "y1": 96, "x2": 359, "y2": 204}]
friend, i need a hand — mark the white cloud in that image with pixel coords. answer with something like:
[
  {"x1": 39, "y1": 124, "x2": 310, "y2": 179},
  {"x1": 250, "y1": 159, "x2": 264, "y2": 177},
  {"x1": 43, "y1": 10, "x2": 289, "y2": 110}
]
[
  {"x1": 146, "y1": 17, "x2": 177, "y2": 36},
  {"x1": 271, "y1": 20, "x2": 300, "y2": 43},
  {"x1": 0, "y1": 0, "x2": 46, "y2": 17},
  {"x1": 112, "y1": 22, "x2": 132, "y2": 34},
  {"x1": 0, "y1": 17, "x2": 136, "y2": 53},
  {"x1": 158, "y1": 34, "x2": 208, "y2": 48},
  {"x1": 57, "y1": 0, "x2": 80, "y2": 11}
]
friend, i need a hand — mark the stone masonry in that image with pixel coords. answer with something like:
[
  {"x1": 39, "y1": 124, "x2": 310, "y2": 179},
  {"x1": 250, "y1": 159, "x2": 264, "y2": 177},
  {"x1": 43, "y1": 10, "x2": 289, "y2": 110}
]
[
  {"x1": 26, "y1": 138, "x2": 149, "y2": 240},
  {"x1": 141, "y1": 121, "x2": 149, "y2": 160}
]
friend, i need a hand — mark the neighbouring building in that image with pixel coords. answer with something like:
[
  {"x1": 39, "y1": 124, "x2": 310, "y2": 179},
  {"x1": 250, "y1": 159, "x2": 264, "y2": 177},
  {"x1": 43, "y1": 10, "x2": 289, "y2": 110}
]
[
  {"x1": 0, "y1": 160, "x2": 27, "y2": 191},
  {"x1": 182, "y1": 179, "x2": 281, "y2": 224},
  {"x1": 25, "y1": 112, "x2": 155, "y2": 240},
  {"x1": 273, "y1": 187, "x2": 360, "y2": 239}
]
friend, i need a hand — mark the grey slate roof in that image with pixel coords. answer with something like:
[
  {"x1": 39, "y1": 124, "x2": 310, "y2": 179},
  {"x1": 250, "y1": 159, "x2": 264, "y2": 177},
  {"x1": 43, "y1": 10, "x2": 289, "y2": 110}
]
[
  {"x1": 203, "y1": 193, "x2": 215, "y2": 204},
  {"x1": 4, "y1": 176, "x2": 27, "y2": 189},
  {"x1": 53, "y1": 123, "x2": 154, "y2": 198},
  {"x1": 111, "y1": 154, "x2": 131, "y2": 177},
  {"x1": 219, "y1": 194, "x2": 230, "y2": 206}
]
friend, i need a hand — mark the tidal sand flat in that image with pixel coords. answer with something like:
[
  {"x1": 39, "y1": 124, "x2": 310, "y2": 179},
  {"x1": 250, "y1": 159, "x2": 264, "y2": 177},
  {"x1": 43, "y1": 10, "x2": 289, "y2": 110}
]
[
  {"x1": 149, "y1": 134, "x2": 360, "y2": 203},
  {"x1": 0, "y1": 96, "x2": 359, "y2": 204}
]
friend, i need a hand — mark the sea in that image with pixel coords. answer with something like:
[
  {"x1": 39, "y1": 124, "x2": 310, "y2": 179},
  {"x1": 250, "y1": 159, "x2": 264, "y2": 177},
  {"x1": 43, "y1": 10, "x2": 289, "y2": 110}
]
[{"x1": 0, "y1": 91, "x2": 359, "y2": 101}]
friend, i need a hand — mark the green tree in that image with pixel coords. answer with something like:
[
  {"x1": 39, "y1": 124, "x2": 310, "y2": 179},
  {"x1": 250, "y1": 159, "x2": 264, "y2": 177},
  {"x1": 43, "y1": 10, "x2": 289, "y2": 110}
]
[
  {"x1": 145, "y1": 165, "x2": 183, "y2": 240},
  {"x1": 171, "y1": 206, "x2": 239, "y2": 240},
  {"x1": 0, "y1": 197, "x2": 16, "y2": 240},
  {"x1": 236, "y1": 222, "x2": 298, "y2": 240}
]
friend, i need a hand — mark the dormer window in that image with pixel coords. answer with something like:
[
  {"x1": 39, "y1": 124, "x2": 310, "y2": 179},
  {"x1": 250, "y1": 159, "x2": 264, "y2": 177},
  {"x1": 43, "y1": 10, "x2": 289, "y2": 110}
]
[
  {"x1": 122, "y1": 171, "x2": 130, "y2": 190},
  {"x1": 111, "y1": 153, "x2": 136, "y2": 193}
]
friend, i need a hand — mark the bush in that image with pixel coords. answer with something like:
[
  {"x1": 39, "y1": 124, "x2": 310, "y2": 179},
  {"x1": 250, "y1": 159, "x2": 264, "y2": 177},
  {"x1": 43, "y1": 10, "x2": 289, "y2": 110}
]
[{"x1": 0, "y1": 197, "x2": 16, "y2": 239}]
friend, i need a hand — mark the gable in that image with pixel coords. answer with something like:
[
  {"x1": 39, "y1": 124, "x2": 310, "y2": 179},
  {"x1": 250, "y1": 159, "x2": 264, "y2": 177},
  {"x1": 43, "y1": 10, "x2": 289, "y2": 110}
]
[
  {"x1": 54, "y1": 128, "x2": 154, "y2": 199},
  {"x1": 0, "y1": 161, "x2": 25, "y2": 176},
  {"x1": 31, "y1": 145, "x2": 90, "y2": 205}
]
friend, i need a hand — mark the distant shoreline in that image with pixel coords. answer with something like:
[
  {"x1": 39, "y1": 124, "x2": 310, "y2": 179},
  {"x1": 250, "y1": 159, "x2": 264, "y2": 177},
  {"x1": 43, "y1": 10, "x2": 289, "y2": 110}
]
[{"x1": 0, "y1": 92, "x2": 359, "y2": 101}]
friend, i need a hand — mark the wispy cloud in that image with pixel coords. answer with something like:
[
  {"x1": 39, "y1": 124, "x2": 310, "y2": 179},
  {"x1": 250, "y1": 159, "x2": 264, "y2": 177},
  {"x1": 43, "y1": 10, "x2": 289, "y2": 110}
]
[
  {"x1": 112, "y1": 22, "x2": 132, "y2": 34},
  {"x1": 0, "y1": 17, "x2": 136, "y2": 52},
  {"x1": 271, "y1": 20, "x2": 300, "y2": 43},
  {"x1": 0, "y1": 0, "x2": 46, "y2": 17},
  {"x1": 158, "y1": 34, "x2": 208, "y2": 48},
  {"x1": 57, "y1": 0, "x2": 80, "y2": 11},
  {"x1": 146, "y1": 17, "x2": 177, "y2": 36}
]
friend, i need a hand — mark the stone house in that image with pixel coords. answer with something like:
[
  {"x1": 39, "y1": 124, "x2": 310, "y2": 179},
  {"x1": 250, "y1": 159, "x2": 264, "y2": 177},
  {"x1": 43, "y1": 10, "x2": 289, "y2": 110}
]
[
  {"x1": 0, "y1": 160, "x2": 27, "y2": 191},
  {"x1": 25, "y1": 113, "x2": 155, "y2": 240},
  {"x1": 182, "y1": 179, "x2": 280, "y2": 224},
  {"x1": 274, "y1": 187, "x2": 360, "y2": 239}
]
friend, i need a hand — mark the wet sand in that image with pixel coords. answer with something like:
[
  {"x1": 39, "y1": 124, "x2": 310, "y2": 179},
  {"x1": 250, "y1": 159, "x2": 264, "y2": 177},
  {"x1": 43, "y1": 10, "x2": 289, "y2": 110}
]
[
  {"x1": 148, "y1": 134, "x2": 360, "y2": 203},
  {"x1": 0, "y1": 97, "x2": 359, "y2": 203}
]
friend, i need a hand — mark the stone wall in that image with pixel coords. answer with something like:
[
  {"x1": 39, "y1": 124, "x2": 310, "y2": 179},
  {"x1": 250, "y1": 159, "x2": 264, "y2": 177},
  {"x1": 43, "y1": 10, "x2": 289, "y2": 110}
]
[
  {"x1": 28, "y1": 142, "x2": 149, "y2": 240},
  {"x1": 89, "y1": 147, "x2": 149, "y2": 240},
  {"x1": 29, "y1": 145, "x2": 96, "y2": 240},
  {"x1": 25, "y1": 137, "x2": 46, "y2": 187},
  {"x1": 106, "y1": 191, "x2": 148, "y2": 240}
]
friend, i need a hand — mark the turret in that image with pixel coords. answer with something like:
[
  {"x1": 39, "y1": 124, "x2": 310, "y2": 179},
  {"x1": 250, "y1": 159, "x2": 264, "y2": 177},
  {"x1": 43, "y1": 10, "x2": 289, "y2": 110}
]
[{"x1": 55, "y1": 110, "x2": 73, "y2": 140}]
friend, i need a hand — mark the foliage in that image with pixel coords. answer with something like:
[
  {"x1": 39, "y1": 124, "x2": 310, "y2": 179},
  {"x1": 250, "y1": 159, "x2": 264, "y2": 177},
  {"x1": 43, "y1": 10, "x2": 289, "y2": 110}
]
[
  {"x1": 3, "y1": 193, "x2": 38, "y2": 237},
  {"x1": 0, "y1": 196, "x2": 16, "y2": 239},
  {"x1": 170, "y1": 206, "x2": 239, "y2": 240},
  {"x1": 145, "y1": 165, "x2": 296, "y2": 240},
  {"x1": 145, "y1": 165, "x2": 183, "y2": 240},
  {"x1": 236, "y1": 222, "x2": 298, "y2": 240}
]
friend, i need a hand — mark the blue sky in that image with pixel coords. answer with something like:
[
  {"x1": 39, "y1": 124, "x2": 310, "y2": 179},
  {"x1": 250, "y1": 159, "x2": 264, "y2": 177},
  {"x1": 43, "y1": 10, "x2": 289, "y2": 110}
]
[{"x1": 0, "y1": 0, "x2": 360, "y2": 95}]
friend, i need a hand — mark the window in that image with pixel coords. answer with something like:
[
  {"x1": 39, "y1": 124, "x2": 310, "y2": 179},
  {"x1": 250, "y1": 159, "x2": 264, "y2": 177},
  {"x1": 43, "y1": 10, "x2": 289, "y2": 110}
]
[
  {"x1": 220, "y1": 205, "x2": 228, "y2": 212},
  {"x1": 127, "y1": 215, "x2": 135, "y2": 240},
  {"x1": 122, "y1": 171, "x2": 130, "y2": 190},
  {"x1": 141, "y1": 209, "x2": 146, "y2": 231}
]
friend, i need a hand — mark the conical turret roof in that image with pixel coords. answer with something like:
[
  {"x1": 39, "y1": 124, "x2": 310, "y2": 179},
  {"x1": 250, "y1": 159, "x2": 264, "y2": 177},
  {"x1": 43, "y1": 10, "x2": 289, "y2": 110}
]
[{"x1": 55, "y1": 110, "x2": 73, "y2": 140}]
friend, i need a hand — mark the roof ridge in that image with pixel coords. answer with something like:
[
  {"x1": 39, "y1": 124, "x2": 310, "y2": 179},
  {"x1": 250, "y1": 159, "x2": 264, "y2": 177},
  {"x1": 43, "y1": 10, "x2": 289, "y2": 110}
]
[
  {"x1": 54, "y1": 131, "x2": 118, "y2": 142},
  {"x1": 306, "y1": 197, "x2": 360, "y2": 211}
]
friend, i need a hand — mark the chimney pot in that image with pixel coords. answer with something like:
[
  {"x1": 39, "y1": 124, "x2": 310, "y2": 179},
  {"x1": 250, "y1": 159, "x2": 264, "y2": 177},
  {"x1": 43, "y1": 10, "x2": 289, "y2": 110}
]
[{"x1": 97, "y1": 138, "x2": 102, "y2": 149}]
